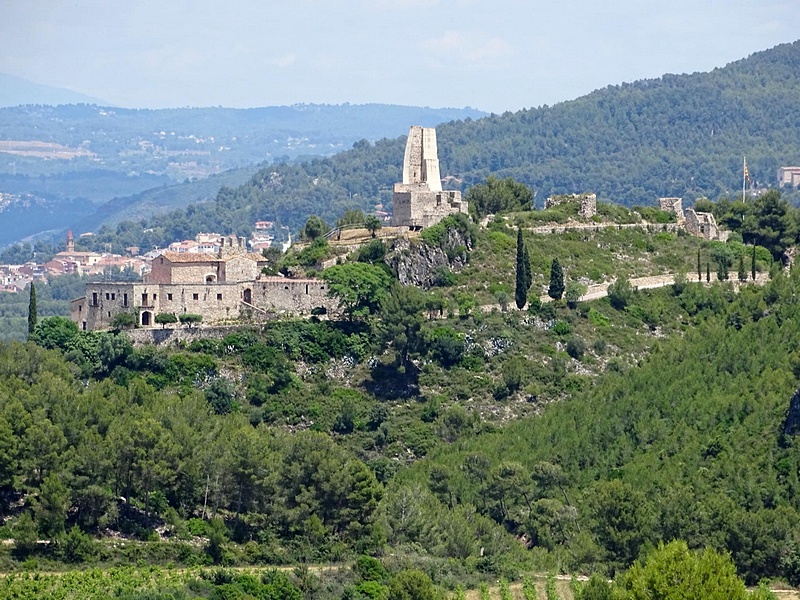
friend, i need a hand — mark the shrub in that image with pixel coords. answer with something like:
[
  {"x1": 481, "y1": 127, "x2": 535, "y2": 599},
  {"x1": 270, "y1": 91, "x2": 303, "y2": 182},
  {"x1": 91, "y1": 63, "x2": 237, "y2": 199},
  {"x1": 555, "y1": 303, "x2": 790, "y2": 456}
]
[
  {"x1": 608, "y1": 276, "x2": 633, "y2": 310},
  {"x1": 179, "y1": 313, "x2": 203, "y2": 327},
  {"x1": 552, "y1": 320, "x2": 571, "y2": 335},
  {"x1": 566, "y1": 337, "x2": 586, "y2": 360},
  {"x1": 588, "y1": 308, "x2": 610, "y2": 327}
]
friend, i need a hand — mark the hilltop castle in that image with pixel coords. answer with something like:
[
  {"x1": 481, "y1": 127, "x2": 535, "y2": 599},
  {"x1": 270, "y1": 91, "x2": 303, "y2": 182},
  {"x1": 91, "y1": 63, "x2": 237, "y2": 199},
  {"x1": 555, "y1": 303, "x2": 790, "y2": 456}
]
[
  {"x1": 73, "y1": 124, "x2": 471, "y2": 332},
  {"x1": 71, "y1": 235, "x2": 335, "y2": 331},
  {"x1": 392, "y1": 126, "x2": 468, "y2": 229}
]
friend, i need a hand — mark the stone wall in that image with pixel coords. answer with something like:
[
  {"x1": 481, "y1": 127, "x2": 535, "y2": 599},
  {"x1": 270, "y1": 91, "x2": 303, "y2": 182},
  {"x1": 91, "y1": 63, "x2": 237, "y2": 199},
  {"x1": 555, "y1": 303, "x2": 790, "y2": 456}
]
[
  {"x1": 659, "y1": 197, "x2": 684, "y2": 219},
  {"x1": 393, "y1": 125, "x2": 465, "y2": 229},
  {"x1": 75, "y1": 276, "x2": 337, "y2": 331},
  {"x1": 684, "y1": 208, "x2": 727, "y2": 241},
  {"x1": 224, "y1": 255, "x2": 261, "y2": 282},
  {"x1": 251, "y1": 278, "x2": 337, "y2": 315},
  {"x1": 125, "y1": 325, "x2": 245, "y2": 347},
  {"x1": 393, "y1": 187, "x2": 467, "y2": 229},
  {"x1": 545, "y1": 193, "x2": 597, "y2": 218}
]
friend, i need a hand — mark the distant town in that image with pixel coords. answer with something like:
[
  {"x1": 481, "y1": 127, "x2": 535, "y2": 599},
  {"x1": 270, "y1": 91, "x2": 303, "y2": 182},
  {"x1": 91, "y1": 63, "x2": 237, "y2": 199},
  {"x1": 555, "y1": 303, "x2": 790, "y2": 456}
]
[{"x1": 0, "y1": 220, "x2": 287, "y2": 294}]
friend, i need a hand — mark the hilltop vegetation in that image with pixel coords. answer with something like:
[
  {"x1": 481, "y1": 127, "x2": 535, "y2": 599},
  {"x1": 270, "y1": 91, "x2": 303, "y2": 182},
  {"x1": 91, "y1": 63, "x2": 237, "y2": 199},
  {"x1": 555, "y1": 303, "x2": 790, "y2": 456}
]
[{"x1": 4, "y1": 196, "x2": 800, "y2": 599}]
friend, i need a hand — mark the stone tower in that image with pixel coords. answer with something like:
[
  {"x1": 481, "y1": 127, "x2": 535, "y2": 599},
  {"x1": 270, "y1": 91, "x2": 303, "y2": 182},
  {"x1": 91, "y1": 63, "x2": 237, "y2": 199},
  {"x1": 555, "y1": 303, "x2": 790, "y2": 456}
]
[
  {"x1": 66, "y1": 230, "x2": 75, "y2": 253},
  {"x1": 392, "y1": 126, "x2": 467, "y2": 230}
]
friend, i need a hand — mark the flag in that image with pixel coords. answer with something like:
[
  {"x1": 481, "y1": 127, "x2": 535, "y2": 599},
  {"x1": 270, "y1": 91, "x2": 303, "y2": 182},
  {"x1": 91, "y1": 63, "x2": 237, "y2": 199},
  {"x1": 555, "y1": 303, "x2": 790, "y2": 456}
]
[{"x1": 744, "y1": 159, "x2": 751, "y2": 186}]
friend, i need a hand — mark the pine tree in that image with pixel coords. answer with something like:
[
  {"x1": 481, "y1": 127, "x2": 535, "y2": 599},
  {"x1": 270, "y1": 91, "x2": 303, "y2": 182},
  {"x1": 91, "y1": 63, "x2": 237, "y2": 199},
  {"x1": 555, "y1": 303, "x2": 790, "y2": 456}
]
[
  {"x1": 516, "y1": 228, "x2": 531, "y2": 309},
  {"x1": 27, "y1": 283, "x2": 37, "y2": 338},
  {"x1": 751, "y1": 245, "x2": 757, "y2": 281},
  {"x1": 548, "y1": 258, "x2": 565, "y2": 300}
]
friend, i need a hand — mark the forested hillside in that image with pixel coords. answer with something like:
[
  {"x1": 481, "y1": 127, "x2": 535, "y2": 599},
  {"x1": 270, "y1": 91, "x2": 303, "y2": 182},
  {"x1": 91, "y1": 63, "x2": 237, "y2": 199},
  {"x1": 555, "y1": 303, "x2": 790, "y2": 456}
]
[
  {"x1": 77, "y1": 41, "x2": 800, "y2": 254},
  {"x1": 4, "y1": 202, "x2": 800, "y2": 596}
]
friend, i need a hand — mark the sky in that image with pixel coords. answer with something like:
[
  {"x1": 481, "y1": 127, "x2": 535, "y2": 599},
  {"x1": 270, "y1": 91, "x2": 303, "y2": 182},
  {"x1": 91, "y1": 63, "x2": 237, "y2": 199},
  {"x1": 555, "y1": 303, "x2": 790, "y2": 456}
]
[{"x1": 2, "y1": 0, "x2": 799, "y2": 114}]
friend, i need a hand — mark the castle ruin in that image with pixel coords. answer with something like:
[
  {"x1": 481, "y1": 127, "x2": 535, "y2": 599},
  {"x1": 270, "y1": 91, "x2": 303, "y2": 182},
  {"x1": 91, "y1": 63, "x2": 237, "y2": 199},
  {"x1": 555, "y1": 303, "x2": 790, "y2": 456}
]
[
  {"x1": 392, "y1": 126, "x2": 467, "y2": 230},
  {"x1": 657, "y1": 197, "x2": 727, "y2": 241},
  {"x1": 544, "y1": 193, "x2": 597, "y2": 219},
  {"x1": 658, "y1": 197, "x2": 684, "y2": 220}
]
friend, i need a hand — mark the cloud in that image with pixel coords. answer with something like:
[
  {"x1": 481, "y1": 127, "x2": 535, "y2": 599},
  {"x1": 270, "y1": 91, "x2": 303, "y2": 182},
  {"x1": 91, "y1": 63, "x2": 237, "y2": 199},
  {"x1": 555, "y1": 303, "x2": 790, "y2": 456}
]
[{"x1": 421, "y1": 30, "x2": 512, "y2": 67}]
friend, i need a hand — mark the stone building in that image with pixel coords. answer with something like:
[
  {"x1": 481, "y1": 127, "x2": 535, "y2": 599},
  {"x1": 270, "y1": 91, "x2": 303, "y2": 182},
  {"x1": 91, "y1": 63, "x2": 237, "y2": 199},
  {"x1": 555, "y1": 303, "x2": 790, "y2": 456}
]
[
  {"x1": 778, "y1": 167, "x2": 800, "y2": 188},
  {"x1": 684, "y1": 208, "x2": 728, "y2": 241},
  {"x1": 658, "y1": 197, "x2": 684, "y2": 220},
  {"x1": 71, "y1": 235, "x2": 335, "y2": 331},
  {"x1": 544, "y1": 193, "x2": 597, "y2": 219},
  {"x1": 392, "y1": 126, "x2": 468, "y2": 230}
]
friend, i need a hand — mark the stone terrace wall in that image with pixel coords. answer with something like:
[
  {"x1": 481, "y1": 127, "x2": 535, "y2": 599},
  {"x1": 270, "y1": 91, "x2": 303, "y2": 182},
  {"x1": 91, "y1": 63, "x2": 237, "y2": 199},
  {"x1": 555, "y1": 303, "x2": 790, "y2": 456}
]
[{"x1": 125, "y1": 325, "x2": 244, "y2": 347}]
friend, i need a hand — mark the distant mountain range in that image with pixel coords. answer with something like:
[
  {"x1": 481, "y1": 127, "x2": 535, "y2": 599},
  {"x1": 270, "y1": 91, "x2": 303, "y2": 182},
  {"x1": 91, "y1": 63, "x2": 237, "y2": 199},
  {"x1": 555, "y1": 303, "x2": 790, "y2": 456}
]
[
  {"x1": 0, "y1": 73, "x2": 109, "y2": 107},
  {"x1": 0, "y1": 103, "x2": 486, "y2": 247},
  {"x1": 77, "y1": 40, "x2": 800, "y2": 254}
]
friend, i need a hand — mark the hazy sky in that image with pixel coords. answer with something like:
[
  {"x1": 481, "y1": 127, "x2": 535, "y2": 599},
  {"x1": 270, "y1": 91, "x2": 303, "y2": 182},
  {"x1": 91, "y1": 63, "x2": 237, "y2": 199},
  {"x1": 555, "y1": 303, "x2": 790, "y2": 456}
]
[{"x1": 2, "y1": 0, "x2": 799, "y2": 113}]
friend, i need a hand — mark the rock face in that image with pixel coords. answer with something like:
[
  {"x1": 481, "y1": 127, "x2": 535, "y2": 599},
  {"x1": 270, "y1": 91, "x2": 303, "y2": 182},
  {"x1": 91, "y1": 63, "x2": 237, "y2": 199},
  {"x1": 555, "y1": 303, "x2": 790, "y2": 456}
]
[
  {"x1": 384, "y1": 228, "x2": 471, "y2": 289},
  {"x1": 784, "y1": 388, "x2": 800, "y2": 436}
]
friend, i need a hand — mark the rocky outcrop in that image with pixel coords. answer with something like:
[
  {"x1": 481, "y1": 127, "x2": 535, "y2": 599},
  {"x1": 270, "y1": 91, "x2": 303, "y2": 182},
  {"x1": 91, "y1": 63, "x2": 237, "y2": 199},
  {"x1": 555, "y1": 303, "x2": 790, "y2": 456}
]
[
  {"x1": 384, "y1": 228, "x2": 471, "y2": 289},
  {"x1": 784, "y1": 388, "x2": 800, "y2": 436}
]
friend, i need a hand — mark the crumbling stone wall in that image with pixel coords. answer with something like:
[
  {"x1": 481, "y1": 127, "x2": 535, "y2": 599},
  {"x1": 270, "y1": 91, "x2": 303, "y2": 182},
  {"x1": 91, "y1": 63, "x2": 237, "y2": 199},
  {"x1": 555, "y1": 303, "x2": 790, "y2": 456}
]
[
  {"x1": 545, "y1": 193, "x2": 597, "y2": 218},
  {"x1": 684, "y1": 208, "x2": 727, "y2": 241},
  {"x1": 659, "y1": 197, "x2": 684, "y2": 220}
]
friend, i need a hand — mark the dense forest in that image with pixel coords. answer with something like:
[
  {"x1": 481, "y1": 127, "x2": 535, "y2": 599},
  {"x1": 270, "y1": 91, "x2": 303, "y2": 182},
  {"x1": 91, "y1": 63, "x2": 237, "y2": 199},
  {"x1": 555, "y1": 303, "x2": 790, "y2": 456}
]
[
  {"x1": 38, "y1": 40, "x2": 800, "y2": 255},
  {"x1": 3, "y1": 192, "x2": 800, "y2": 597}
]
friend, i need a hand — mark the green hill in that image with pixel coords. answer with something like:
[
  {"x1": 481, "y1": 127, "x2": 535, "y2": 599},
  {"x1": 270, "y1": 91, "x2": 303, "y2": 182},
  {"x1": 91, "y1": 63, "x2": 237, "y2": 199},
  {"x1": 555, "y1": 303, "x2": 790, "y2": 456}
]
[{"x1": 91, "y1": 40, "x2": 800, "y2": 253}]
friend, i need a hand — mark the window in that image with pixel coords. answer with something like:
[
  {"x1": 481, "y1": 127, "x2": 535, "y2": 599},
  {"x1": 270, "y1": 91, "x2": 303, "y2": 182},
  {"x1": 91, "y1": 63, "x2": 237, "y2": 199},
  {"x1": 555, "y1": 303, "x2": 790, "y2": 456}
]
[
  {"x1": 153, "y1": 294, "x2": 157, "y2": 301},
  {"x1": 193, "y1": 293, "x2": 199, "y2": 300},
  {"x1": 78, "y1": 305, "x2": 82, "y2": 312},
  {"x1": 105, "y1": 293, "x2": 110, "y2": 300},
  {"x1": 123, "y1": 293, "x2": 128, "y2": 307},
  {"x1": 92, "y1": 292, "x2": 98, "y2": 306},
  {"x1": 111, "y1": 293, "x2": 115, "y2": 300},
  {"x1": 167, "y1": 293, "x2": 173, "y2": 301},
  {"x1": 217, "y1": 293, "x2": 222, "y2": 300},
  {"x1": 108, "y1": 311, "x2": 111, "y2": 318}
]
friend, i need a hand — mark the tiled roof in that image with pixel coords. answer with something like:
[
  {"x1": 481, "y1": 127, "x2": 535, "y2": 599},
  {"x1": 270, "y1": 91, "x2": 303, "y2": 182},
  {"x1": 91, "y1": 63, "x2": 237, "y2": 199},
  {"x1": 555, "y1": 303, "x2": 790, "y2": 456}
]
[
  {"x1": 161, "y1": 252, "x2": 217, "y2": 263},
  {"x1": 160, "y1": 251, "x2": 266, "y2": 263}
]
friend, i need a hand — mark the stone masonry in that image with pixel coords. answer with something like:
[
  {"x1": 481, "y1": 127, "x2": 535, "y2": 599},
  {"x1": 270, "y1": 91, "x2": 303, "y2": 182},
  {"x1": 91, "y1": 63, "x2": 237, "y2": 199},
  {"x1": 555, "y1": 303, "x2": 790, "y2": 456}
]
[
  {"x1": 392, "y1": 126, "x2": 468, "y2": 230},
  {"x1": 71, "y1": 234, "x2": 337, "y2": 330},
  {"x1": 544, "y1": 193, "x2": 597, "y2": 219},
  {"x1": 658, "y1": 197, "x2": 684, "y2": 220},
  {"x1": 684, "y1": 208, "x2": 728, "y2": 241}
]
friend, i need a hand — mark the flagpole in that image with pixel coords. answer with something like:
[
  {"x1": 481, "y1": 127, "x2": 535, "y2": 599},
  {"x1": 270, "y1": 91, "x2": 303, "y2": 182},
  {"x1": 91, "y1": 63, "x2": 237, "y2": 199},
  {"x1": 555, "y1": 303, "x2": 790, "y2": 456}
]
[{"x1": 742, "y1": 157, "x2": 746, "y2": 203}]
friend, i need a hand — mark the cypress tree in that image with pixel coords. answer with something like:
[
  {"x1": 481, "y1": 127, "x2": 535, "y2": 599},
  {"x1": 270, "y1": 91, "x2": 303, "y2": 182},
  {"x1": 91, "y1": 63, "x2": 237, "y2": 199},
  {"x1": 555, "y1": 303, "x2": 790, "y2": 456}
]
[
  {"x1": 697, "y1": 249, "x2": 702, "y2": 282},
  {"x1": 706, "y1": 263, "x2": 710, "y2": 283},
  {"x1": 515, "y1": 228, "x2": 529, "y2": 309},
  {"x1": 548, "y1": 258, "x2": 565, "y2": 301},
  {"x1": 27, "y1": 282, "x2": 37, "y2": 338},
  {"x1": 523, "y1": 245, "x2": 532, "y2": 292},
  {"x1": 751, "y1": 245, "x2": 757, "y2": 281},
  {"x1": 738, "y1": 253, "x2": 747, "y2": 282}
]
